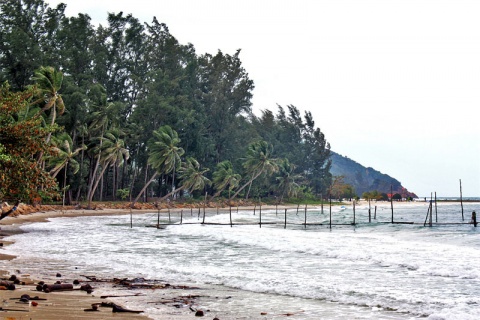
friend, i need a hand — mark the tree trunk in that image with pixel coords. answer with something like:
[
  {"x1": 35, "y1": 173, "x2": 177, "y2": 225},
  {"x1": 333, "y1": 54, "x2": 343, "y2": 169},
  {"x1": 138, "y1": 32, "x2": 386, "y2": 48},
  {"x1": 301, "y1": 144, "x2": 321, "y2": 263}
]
[
  {"x1": 131, "y1": 171, "x2": 159, "y2": 208},
  {"x1": 231, "y1": 170, "x2": 262, "y2": 200}
]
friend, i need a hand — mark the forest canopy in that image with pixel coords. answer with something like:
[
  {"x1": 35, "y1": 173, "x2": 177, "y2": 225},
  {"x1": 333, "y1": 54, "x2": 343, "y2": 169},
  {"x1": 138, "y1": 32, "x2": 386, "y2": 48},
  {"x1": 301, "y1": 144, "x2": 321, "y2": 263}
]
[{"x1": 0, "y1": 0, "x2": 333, "y2": 205}]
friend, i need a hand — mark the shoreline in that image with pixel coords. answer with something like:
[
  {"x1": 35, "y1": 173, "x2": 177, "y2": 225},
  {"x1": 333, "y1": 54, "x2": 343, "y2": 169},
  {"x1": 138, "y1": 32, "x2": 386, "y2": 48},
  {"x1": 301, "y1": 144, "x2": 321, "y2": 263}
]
[
  {"x1": 0, "y1": 207, "x2": 156, "y2": 319},
  {"x1": 1, "y1": 200, "x2": 473, "y2": 319}
]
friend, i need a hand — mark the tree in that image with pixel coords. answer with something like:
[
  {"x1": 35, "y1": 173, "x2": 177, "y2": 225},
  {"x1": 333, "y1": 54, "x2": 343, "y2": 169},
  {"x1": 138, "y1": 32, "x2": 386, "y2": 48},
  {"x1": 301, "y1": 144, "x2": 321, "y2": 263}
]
[
  {"x1": 159, "y1": 157, "x2": 210, "y2": 201},
  {"x1": 45, "y1": 132, "x2": 86, "y2": 205},
  {"x1": 212, "y1": 160, "x2": 241, "y2": 199},
  {"x1": 231, "y1": 141, "x2": 278, "y2": 200},
  {"x1": 0, "y1": 83, "x2": 58, "y2": 202},
  {"x1": 275, "y1": 158, "x2": 301, "y2": 201},
  {"x1": 131, "y1": 125, "x2": 184, "y2": 206}
]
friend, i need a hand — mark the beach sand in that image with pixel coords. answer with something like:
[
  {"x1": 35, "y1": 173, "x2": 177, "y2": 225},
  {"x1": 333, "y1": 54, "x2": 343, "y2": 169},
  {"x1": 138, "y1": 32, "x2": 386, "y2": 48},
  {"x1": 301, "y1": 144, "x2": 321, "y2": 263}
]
[{"x1": 0, "y1": 206, "x2": 155, "y2": 320}]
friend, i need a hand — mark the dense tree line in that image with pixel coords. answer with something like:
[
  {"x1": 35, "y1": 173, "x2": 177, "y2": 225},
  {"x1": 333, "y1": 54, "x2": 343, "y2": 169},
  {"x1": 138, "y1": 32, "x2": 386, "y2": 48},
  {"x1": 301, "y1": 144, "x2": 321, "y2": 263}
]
[{"x1": 0, "y1": 0, "x2": 333, "y2": 205}]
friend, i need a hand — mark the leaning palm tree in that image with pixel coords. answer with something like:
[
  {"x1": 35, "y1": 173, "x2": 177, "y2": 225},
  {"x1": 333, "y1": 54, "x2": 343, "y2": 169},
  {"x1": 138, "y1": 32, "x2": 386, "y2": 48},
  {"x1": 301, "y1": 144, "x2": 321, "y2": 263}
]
[
  {"x1": 131, "y1": 125, "x2": 184, "y2": 207},
  {"x1": 87, "y1": 128, "x2": 129, "y2": 208},
  {"x1": 46, "y1": 132, "x2": 86, "y2": 206},
  {"x1": 32, "y1": 66, "x2": 66, "y2": 164},
  {"x1": 159, "y1": 157, "x2": 211, "y2": 201},
  {"x1": 212, "y1": 160, "x2": 241, "y2": 200},
  {"x1": 231, "y1": 140, "x2": 278, "y2": 200},
  {"x1": 275, "y1": 158, "x2": 301, "y2": 201}
]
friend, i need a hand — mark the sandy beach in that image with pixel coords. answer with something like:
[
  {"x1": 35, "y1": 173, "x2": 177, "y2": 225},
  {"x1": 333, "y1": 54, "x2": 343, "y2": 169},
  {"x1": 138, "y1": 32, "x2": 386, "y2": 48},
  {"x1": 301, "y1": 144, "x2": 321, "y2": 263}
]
[{"x1": 0, "y1": 205, "x2": 156, "y2": 320}]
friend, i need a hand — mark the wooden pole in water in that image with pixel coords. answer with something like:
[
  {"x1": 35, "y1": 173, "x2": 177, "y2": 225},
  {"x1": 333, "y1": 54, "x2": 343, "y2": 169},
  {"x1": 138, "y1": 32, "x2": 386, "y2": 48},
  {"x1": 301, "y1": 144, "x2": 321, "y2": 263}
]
[
  {"x1": 329, "y1": 195, "x2": 332, "y2": 229},
  {"x1": 460, "y1": 179, "x2": 464, "y2": 221},
  {"x1": 203, "y1": 192, "x2": 207, "y2": 222},
  {"x1": 254, "y1": 203, "x2": 256, "y2": 215},
  {"x1": 180, "y1": 209, "x2": 183, "y2": 224},
  {"x1": 368, "y1": 198, "x2": 372, "y2": 223},
  {"x1": 390, "y1": 185, "x2": 394, "y2": 223},
  {"x1": 284, "y1": 208, "x2": 287, "y2": 229},
  {"x1": 191, "y1": 207, "x2": 193, "y2": 216},
  {"x1": 130, "y1": 208, "x2": 133, "y2": 228},
  {"x1": 259, "y1": 204, "x2": 262, "y2": 228},
  {"x1": 472, "y1": 211, "x2": 477, "y2": 227},
  {"x1": 374, "y1": 206, "x2": 377, "y2": 219},
  {"x1": 429, "y1": 193, "x2": 433, "y2": 227},
  {"x1": 304, "y1": 204, "x2": 307, "y2": 229},
  {"x1": 296, "y1": 204, "x2": 300, "y2": 215},
  {"x1": 230, "y1": 206, "x2": 233, "y2": 227},
  {"x1": 168, "y1": 208, "x2": 171, "y2": 223},
  {"x1": 435, "y1": 191, "x2": 438, "y2": 223},
  {"x1": 353, "y1": 200, "x2": 356, "y2": 225},
  {"x1": 321, "y1": 195, "x2": 324, "y2": 215},
  {"x1": 157, "y1": 208, "x2": 160, "y2": 226}
]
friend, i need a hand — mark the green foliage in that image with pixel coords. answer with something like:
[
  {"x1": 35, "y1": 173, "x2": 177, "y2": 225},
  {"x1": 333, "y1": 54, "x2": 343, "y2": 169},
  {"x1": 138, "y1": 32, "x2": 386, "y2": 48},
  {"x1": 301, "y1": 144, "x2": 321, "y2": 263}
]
[
  {"x1": 116, "y1": 188, "x2": 130, "y2": 200},
  {"x1": 0, "y1": 83, "x2": 59, "y2": 202}
]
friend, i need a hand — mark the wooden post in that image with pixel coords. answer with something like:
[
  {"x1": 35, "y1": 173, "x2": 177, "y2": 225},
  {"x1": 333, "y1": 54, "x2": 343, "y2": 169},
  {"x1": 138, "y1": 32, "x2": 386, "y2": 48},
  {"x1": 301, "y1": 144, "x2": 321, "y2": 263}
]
[
  {"x1": 284, "y1": 208, "x2": 287, "y2": 229},
  {"x1": 198, "y1": 207, "x2": 201, "y2": 219},
  {"x1": 157, "y1": 208, "x2": 160, "y2": 227},
  {"x1": 429, "y1": 193, "x2": 433, "y2": 227},
  {"x1": 130, "y1": 208, "x2": 133, "y2": 228},
  {"x1": 296, "y1": 204, "x2": 300, "y2": 215},
  {"x1": 329, "y1": 195, "x2": 332, "y2": 229},
  {"x1": 390, "y1": 185, "x2": 394, "y2": 223},
  {"x1": 168, "y1": 208, "x2": 171, "y2": 223},
  {"x1": 368, "y1": 198, "x2": 371, "y2": 223},
  {"x1": 180, "y1": 209, "x2": 183, "y2": 224},
  {"x1": 259, "y1": 204, "x2": 262, "y2": 228},
  {"x1": 321, "y1": 195, "x2": 324, "y2": 215},
  {"x1": 191, "y1": 207, "x2": 193, "y2": 216},
  {"x1": 435, "y1": 191, "x2": 438, "y2": 223},
  {"x1": 254, "y1": 203, "x2": 256, "y2": 215},
  {"x1": 276, "y1": 203, "x2": 278, "y2": 216},
  {"x1": 353, "y1": 200, "x2": 356, "y2": 225},
  {"x1": 374, "y1": 206, "x2": 377, "y2": 219},
  {"x1": 230, "y1": 206, "x2": 233, "y2": 227},
  {"x1": 472, "y1": 211, "x2": 477, "y2": 227},
  {"x1": 217, "y1": 207, "x2": 219, "y2": 215},
  {"x1": 304, "y1": 204, "x2": 307, "y2": 229},
  {"x1": 460, "y1": 179, "x2": 464, "y2": 221}
]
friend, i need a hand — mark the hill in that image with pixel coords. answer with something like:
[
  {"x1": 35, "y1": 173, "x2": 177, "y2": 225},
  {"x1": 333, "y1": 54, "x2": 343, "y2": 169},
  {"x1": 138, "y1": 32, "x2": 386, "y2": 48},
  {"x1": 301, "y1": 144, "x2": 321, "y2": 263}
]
[{"x1": 330, "y1": 152, "x2": 417, "y2": 198}]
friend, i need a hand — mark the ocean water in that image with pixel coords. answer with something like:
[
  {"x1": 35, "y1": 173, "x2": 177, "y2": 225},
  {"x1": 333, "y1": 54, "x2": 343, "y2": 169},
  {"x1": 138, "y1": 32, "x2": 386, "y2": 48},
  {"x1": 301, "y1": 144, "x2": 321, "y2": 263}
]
[{"x1": 1, "y1": 201, "x2": 480, "y2": 319}]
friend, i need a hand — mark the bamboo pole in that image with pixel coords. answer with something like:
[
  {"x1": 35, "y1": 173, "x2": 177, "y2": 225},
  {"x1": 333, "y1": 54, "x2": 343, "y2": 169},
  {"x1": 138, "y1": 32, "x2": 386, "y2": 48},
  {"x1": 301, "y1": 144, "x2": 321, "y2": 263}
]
[
  {"x1": 435, "y1": 191, "x2": 438, "y2": 222},
  {"x1": 329, "y1": 195, "x2": 332, "y2": 229},
  {"x1": 390, "y1": 185, "x2": 394, "y2": 223},
  {"x1": 460, "y1": 179, "x2": 464, "y2": 221},
  {"x1": 259, "y1": 204, "x2": 262, "y2": 228},
  {"x1": 130, "y1": 208, "x2": 133, "y2": 228},
  {"x1": 374, "y1": 206, "x2": 377, "y2": 220},
  {"x1": 296, "y1": 204, "x2": 300, "y2": 215},
  {"x1": 157, "y1": 208, "x2": 160, "y2": 226},
  {"x1": 180, "y1": 209, "x2": 183, "y2": 224},
  {"x1": 353, "y1": 200, "x2": 356, "y2": 225},
  {"x1": 368, "y1": 198, "x2": 371, "y2": 223},
  {"x1": 304, "y1": 204, "x2": 307, "y2": 229},
  {"x1": 284, "y1": 208, "x2": 287, "y2": 229},
  {"x1": 230, "y1": 206, "x2": 232, "y2": 227},
  {"x1": 168, "y1": 208, "x2": 171, "y2": 223}
]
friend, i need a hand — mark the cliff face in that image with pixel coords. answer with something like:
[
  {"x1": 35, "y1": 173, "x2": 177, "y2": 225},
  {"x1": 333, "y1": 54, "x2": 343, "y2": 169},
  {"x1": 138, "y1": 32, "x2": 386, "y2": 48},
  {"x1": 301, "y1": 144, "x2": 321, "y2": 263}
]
[{"x1": 330, "y1": 152, "x2": 417, "y2": 198}]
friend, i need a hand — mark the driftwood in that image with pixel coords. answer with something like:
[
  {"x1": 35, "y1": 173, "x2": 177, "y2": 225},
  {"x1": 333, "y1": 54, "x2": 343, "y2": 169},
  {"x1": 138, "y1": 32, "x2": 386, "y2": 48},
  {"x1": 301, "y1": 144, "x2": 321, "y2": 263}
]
[
  {"x1": 99, "y1": 302, "x2": 143, "y2": 313},
  {"x1": 0, "y1": 200, "x2": 20, "y2": 221}
]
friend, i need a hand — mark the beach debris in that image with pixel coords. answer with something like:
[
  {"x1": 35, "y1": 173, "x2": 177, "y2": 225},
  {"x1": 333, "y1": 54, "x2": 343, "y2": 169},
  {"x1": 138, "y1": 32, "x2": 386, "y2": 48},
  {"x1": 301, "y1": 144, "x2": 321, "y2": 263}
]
[
  {"x1": 98, "y1": 302, "x2": 143, "y2": 313},
  {"x1": 0, "y1": 281, "x2": 15, "y2": 290},
  {"x1": 84, "y1": 303, "x2": 99, "y2": 312},
  {"x1": 0, "y1": 306, "x2": 29, "y2": 312},
  {"x1": 194, "y1": 309, "x2": 204, "y2": 316},
  {"x1": 100, "y1": 293, "x2": 145, "y2": 299},
  {"x1": 42, "y1": 283, "x2": 73, "y2": 293}
]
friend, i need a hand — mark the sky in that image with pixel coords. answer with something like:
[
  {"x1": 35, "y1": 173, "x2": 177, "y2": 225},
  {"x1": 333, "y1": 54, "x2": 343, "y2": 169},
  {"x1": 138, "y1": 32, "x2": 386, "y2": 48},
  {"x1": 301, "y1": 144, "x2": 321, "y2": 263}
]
[{"x1": 46, "y1": 0, "x2": 480, "y2": 197}]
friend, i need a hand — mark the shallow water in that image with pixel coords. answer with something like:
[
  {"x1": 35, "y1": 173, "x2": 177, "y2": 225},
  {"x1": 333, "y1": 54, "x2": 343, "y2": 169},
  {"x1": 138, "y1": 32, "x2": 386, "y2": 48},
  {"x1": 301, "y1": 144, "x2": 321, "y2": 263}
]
[{"x1": 2, "y1": 202, "x2": 480, "y2": 319}]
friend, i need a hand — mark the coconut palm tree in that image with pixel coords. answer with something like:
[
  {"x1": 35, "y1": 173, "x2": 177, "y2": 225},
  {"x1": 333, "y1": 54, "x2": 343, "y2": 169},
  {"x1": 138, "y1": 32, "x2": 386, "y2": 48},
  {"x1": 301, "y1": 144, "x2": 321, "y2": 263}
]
[
  {"x1": 46, "y1": 132, "x2": 86, "y2": 206},
  {"x1": 32, "y1": 66, "x2": 65, "y2": 165},
  {"x1": 231, "y1": 140, "x2": 278, "y2": 200},
  {"x1": 212, "y1": 160, "x2": 241, "y2": 200},
  {"x1": 275, "y1": 158, "x2": 301, "y2": 201},
  {"x1": 87, "y1": 128, "x2": 129, "y2": 208},
  {"x1": 159, "y1": 157, "x2": 210, "y2": 201},
  {"x1": 131, "y1": 125, "x2": 184, "y2": 206}
]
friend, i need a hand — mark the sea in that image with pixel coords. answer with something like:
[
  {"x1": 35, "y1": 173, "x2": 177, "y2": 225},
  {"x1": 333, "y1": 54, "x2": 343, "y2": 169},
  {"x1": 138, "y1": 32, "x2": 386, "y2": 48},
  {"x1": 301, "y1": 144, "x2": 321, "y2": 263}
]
[{"x1": 1, "y1": 201, "x2": 479, "y2": 320}]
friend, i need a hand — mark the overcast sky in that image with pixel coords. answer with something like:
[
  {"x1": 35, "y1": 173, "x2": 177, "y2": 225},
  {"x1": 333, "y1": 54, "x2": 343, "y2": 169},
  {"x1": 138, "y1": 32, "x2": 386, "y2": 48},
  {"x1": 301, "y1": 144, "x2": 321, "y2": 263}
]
[{"x1": 47, "y1": 0, "x2": 480, "y2": 197}]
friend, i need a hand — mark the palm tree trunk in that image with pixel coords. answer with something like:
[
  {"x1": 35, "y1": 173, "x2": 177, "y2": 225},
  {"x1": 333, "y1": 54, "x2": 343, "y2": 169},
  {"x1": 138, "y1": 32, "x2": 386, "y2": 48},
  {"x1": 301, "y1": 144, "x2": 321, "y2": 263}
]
[
  {"x1": 131, "y1": 171, "x2": 159, "y2": 208},
  {"x1": 231, "y1": 170, "x2": 263, "y2": 200},
  {"x1": 88, "y1": 162, "x2": 110, "y2": 207},
  {"x1": 159, "y1": 185, "x2": 186, "y2": 202}
]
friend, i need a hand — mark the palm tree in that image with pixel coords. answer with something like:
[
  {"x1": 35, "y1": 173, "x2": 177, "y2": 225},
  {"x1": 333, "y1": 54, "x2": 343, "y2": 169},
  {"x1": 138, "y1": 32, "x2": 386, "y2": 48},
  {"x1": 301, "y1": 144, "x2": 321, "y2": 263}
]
[
  {"x1": 159, "y1": 157, "x2": 210, "y2": 201},
  {"x1": 32, "y1": 66, "x2": 66, "y2": 164},
  {"x1": 87, "y1": 128, "x2": 129, "y2": 208},
  {"x1": 231, "y1": 140, "x2": 278, "y2": 200},
  {"x1": 212, "y1": 160, "x2": 241, "y2": 200},
  {"x1": 275, "y1": 158, "x2": 301, "y2": 201},
  {"x1": 33, "y1": 66, "x2": 65, "y2": 128},
  {"x1": 131, "y1": 125, "x2": 184, "y2": 206},
  {"x1": 46, "y1": 132, "x2": 86, "y2": 206}
]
